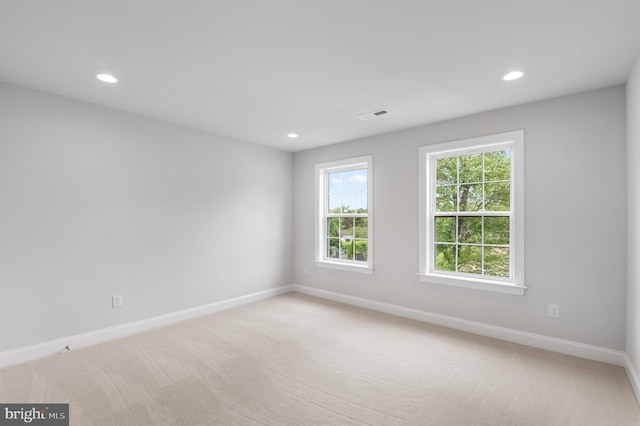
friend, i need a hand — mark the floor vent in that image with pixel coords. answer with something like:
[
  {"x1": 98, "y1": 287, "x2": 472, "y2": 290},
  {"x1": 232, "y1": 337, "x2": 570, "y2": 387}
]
[{"x1": 358, "y1": 109, "x2": 388, "y2": 120}]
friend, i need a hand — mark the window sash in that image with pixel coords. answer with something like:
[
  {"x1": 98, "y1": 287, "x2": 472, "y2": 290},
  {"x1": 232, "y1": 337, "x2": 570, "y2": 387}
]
[
  {"x1": 322, "y1": 168, "x2": 369, "y2": 265},
  {"x1": 428, "y1": 145, "x2": 514, "y2": 279}
]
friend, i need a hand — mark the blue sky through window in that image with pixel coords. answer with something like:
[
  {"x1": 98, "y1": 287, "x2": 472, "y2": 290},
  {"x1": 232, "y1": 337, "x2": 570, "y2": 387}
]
[{"x1": 328, "y1": 169, "x2": 368, "y2": 213}]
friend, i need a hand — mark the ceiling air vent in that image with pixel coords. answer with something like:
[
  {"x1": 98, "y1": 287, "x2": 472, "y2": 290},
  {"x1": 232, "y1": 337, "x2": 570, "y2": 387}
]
[{"x1": 358, "y1": 109, "x2": 388, "y2": 120}]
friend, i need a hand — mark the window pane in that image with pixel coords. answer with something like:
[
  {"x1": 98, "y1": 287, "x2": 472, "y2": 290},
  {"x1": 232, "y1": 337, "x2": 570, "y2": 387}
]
[
  {"x1": 327, "y1": 218, "x2": 340, "y2": 238},
  {"x1": 458, "y1": 245, "x2": 482, "y2": 274},
  {"x1": 458, "y1": 216, "x2": 481, "y2": 244},
  {"x1": 436, "y1": 185, "x2": 457, "y2": 212},
  {"x1": 340, "y1": 240, "x2": 352, "y2": 260},
  {"x1": 342, "y1": 192, "x2": 356, "y2": 213},
  {"x1": 484, "y1": 150, "x2": 510, "y2": 182},
  {"x1": 458, "y1": 183, "x2": 482, "y2": 212},
  {"x1": 353, "y1": 169, "x2": 368, "y2": 191},
  {"x1": 484, "y1": 247, "x2": 510, "y2": 277},
  {"x1": 328, "y1": 193, "x2": 342, "y2": 213},
  {"x1": 459, "y1": 154, "x2": 482, "y2": 183},
  {"x1": 329, "y1": 172, "x2": 342, "y2": 193},
  {"x1": 354, "y1": 217, "x2": 368, "y2": 238},
  {"x1": 484, "y1": 182, "x2": 510, "y2": 211},
  {"x1": 484, "y1": 217, "x2": 509, "y2": 245},
  {"x1": 436, "y1": 157, "x2": 457, "y2": 185},
  {"x1": 340, "y1": 217, "x2": 354, "y2": 240},
  {"x1": 342, "y1": 170, "x2": 356, "y2": 192},
  {"x1": 355, "y1": 240, "x2": 368, "y2": 261},
  {"x1": 355, "y1": 191, "x2": 368, "y2": 213},
  {"x1": 435, "y1": 244, "x2": 456, "y2": 271},
  {"x1": 435, "y1": 217, "x2": 456, "y2": 243},
  {"x1": 327, "y1": 238, "x2": 340, "y2": 259}
]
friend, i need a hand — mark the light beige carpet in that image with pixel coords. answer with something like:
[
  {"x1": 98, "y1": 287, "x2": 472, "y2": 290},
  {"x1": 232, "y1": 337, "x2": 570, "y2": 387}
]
[{"x1": 0, "y1": 293, "x2": 639, "y2": 425}]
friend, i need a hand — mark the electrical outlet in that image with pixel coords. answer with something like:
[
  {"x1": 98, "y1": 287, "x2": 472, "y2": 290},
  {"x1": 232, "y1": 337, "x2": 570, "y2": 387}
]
[
  {"x1": 548, "y1": 304, "x2": 560, "y2": 318},
  {"x1": 112, "y1": 294, "x2": 123, "y2": 308}
]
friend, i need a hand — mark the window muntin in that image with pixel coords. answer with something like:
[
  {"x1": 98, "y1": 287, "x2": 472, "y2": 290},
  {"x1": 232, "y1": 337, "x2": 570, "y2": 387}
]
[
  {"x1": 315, "y1": 156, "x2": 373, "y2": 272},
  {"x1": 418, "y1": 131, "x2": 524, "y2": 295}
]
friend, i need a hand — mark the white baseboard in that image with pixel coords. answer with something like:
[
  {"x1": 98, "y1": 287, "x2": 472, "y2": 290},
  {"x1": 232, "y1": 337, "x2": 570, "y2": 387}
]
[
  {"x1": 291, "y1": 284, "x2": 625, "y2": 367},
  {"x1": 0, "y1": 285, "x2": 293, "y2": 369},
  {"x1": 624, "y1": 354, "x2": 640, "y2": 404},
  {"x1": 1, "y1": 283, "x2": 628, "y2": 375}
]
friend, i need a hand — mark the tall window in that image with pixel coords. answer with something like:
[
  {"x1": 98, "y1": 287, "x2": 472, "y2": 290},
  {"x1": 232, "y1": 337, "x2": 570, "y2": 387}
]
[
  {"x1": 315, "y1": 156, "x2": 373, "y2": 273},
  {"x1": 418, "y1": 131, "x2": 524, "y2": 295}
]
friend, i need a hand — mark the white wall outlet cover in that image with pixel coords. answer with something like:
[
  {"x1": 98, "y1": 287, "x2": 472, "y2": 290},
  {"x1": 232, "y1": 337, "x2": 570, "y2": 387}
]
[{"x1": 112, "y1": 294, "x2": 123, "y2": 308}]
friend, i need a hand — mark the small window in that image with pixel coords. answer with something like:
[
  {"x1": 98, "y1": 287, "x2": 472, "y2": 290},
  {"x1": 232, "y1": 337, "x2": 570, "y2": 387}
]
[
  {"x1": 418, "y1": 131, "x2": 525, "y2": 295},
  {"x1": 315, "y1": 156, "x2": 373, "y2": 273}
]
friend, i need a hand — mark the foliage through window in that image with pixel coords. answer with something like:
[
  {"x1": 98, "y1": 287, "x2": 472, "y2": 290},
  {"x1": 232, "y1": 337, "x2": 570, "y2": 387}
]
[
  {"x1": 434, "y1": 150, "x2": 511, "y2": 276},
  {"x1": 315, "y1": 156, "x2": 372, "y2": 272},
  {"x1": 419, "y1": 131, "x2": 524, "y2": 295}
]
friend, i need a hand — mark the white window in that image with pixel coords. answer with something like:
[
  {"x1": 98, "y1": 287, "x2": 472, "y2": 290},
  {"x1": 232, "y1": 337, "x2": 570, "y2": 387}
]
[
  {"x1": 418, "y1": 131, "x2": 525, "y2": 295},
  {"x1": 315, "y1": 156, "x2": 373, "y2": 273}
]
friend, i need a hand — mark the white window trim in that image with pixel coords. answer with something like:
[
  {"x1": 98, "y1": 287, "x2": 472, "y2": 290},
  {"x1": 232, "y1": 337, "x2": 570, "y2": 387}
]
[
  {"x1": 418, "y1": 131, "x2": 525, "y2": 295},
  {"x1": 314, "y1": 155, "x2": 373, "y2": 273}
]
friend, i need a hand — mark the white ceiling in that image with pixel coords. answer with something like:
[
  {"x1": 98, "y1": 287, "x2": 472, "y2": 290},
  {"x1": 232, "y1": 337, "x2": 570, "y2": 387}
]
[{"x1": 2, "y1": 1, "x2": 640, "y2": 152}]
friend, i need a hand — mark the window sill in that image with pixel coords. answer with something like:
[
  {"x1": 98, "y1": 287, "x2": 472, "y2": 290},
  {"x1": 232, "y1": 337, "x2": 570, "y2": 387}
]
[
  {"x1": 417, "y1": 273, "x2": 526, "y2": 296},
  {"x1": 314, "y1": 260, "x2": 373, "y2": 274}
]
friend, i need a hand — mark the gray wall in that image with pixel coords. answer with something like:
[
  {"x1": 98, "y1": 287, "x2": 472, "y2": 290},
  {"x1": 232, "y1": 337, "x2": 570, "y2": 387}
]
[
  {"x1": 294, "y1": 86, "x2": 627, "y2": 350},
  {"x1": 0, "y1": 82, "x2": 293, "y2": 353},
  {"x1": 627, "y1": 57, "x2": 640, "y2": 369}
]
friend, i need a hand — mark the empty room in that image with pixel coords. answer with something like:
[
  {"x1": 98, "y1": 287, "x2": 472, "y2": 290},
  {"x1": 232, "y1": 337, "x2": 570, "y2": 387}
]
[{"x1": 2, "y1": 1, "x2": 640, "y2": 425}]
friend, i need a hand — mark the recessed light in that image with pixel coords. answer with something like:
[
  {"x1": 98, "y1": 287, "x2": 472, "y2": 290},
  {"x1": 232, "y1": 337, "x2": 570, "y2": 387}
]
[
  {"x1": 503, "y1": 71, "x2": 524, "y2": 81},
  {"x1": 287, "y1": 133, "x2": 299, "y2": 138},
  {"x1": 97, "y1": 73, "x2": 118, "y2": 84}
]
